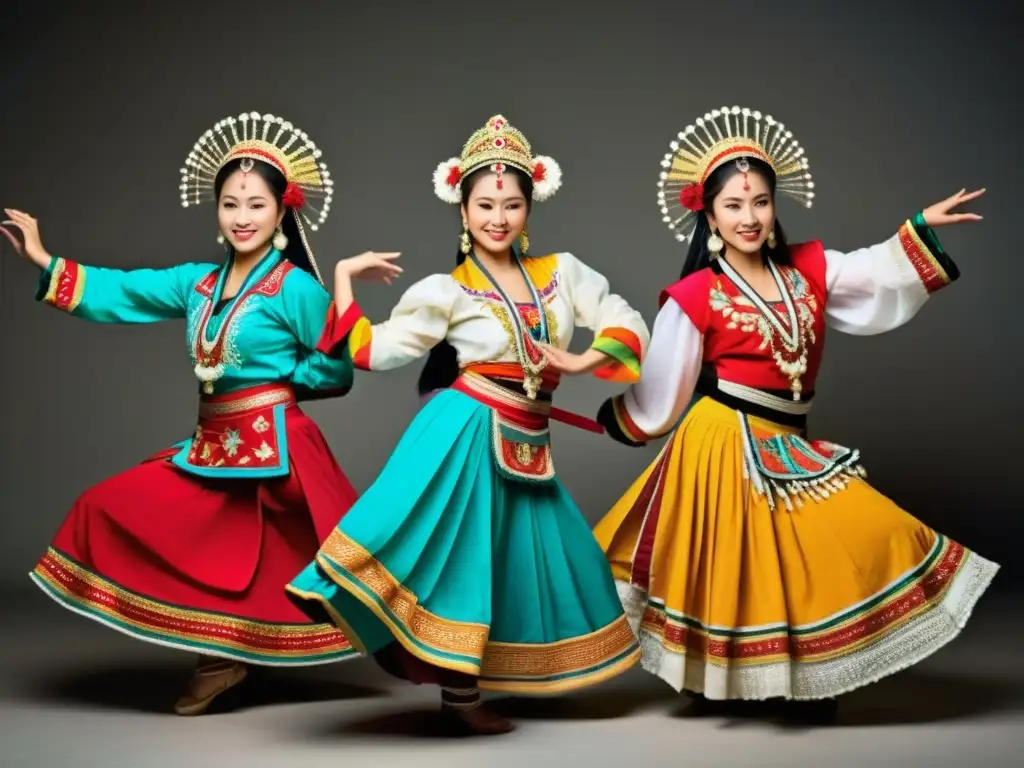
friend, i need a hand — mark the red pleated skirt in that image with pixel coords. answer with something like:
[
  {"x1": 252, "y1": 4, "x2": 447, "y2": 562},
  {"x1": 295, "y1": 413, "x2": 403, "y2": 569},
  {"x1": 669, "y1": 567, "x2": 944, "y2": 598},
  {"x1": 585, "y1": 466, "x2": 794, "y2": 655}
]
[{"x1": 30, "y1": 386, "x2": 358, "y2": 666}]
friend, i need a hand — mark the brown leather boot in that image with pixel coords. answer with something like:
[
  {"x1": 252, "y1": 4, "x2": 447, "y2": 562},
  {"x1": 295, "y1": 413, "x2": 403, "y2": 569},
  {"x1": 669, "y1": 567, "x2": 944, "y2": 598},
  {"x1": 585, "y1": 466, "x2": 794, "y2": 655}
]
[{"x1": 173, "y1": 658, "x2": 248, "y2": 716}]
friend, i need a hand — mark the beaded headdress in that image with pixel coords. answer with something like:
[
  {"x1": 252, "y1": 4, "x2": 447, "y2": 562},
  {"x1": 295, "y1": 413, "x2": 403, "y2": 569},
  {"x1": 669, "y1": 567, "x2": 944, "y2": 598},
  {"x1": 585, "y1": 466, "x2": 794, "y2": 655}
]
[
  {"x1": 433, "y1": 114, "x2": 562, "y2": 204},
  {"x1": 179, "y1": 111, "x2": 334, "y2": 281},
  {"x1": 656, "y1": 106, "x2": 815, "y2": 242}
]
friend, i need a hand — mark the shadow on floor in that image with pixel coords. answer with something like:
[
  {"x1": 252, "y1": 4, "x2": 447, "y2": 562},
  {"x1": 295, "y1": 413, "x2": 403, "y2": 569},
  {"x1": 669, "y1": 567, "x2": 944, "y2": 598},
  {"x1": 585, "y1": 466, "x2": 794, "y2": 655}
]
[
  {"x1": 303, "y1": 686, "x2": 672, "y2": 740},
  {"x1": 10, "y1": 662, "x2": 388, "y2": 715},
  {"x1": 486, "y1": 686, "x2": 672, "y2": 720},
  {"x1": 299, "y1": 666, "x2": 1024, "y2": 740},
  {"x1": 672, "y1": 669, "x2": 1024, "y2": 730},
  {"x1": 324, "y1": 707, "x2": 485, "y2": 740}
]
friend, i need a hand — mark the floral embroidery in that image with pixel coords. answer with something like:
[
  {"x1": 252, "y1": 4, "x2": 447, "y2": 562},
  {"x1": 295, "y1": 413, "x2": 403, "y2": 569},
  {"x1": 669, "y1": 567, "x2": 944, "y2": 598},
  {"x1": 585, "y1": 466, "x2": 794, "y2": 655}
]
[
  {"x1": 254, "y1": 442, "x2": 276, "y2": 462},
  {"x1": 185, "y1": 264, "x2": 282, "y2": 378},
  {"x1": 518, "y1": 304, "x2": 546, "y2": 342},
  {"x1": 710, "y1": 266, "x2": 818, "y2": 352},
  {"x1": 220, "y1": 428, "x2": 244, "y2": 457},
  {"x1": 487, "y1": 300, "x2": 559, "y2": 353},
  {"x1": 461, "y1": 271, "x2": 559, "y2": 303},
  {"x1": 252, "y1": 415, "x2": 270, "y2": 433}
]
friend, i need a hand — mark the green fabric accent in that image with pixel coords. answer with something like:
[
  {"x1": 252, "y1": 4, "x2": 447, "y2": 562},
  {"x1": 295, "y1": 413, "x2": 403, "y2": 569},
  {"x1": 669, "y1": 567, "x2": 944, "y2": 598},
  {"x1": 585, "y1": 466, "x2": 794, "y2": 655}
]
[
  {"x1": 909, "y1": 212, "x2": 960, "y2": 282},
  {"x1": 34, "y1": 256, "x2": 57, "y2": 301},
  {"x1": 591, "y1": 336, "x2": 641, "y2": 375},
  {"x1": 498, "y1": 422, "x2": 549, "y2": 446}
]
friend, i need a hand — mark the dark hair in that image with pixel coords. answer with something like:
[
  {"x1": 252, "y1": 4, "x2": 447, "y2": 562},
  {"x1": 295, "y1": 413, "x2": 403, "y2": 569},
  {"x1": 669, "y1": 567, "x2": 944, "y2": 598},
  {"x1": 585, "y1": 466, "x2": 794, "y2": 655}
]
[
  {"x1": 213, "y1": 158, "x2": 319, "y2": 279},
  {"x1": 678, "y1": 156, "x2": 790, "y2": 280},
  {"x1": 416, "y1": 165, "x2": 535, "y2": 395}
]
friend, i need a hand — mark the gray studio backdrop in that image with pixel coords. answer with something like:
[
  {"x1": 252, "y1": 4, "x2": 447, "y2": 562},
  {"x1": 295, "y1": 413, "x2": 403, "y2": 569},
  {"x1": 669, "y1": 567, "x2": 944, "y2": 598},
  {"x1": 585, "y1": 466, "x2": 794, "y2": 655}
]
[{"x1": 0, "y1": 1, "x2": 1019, "y2": 588}]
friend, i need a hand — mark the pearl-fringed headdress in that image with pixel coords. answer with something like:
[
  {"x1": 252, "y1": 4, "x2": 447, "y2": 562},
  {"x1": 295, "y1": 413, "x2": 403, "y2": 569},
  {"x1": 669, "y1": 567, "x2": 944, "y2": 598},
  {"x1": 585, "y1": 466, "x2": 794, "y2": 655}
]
[
  {"x1": 657, "y1": 106, "x2": 815, "y2": 243},
  {"x1": 180, "y1": 111, "x2": 334, "y2": 232}
]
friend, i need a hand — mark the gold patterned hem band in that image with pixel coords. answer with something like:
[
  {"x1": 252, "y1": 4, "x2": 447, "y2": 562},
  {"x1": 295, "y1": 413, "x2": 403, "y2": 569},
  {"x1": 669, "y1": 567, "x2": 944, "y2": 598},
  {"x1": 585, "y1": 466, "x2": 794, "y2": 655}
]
[
  {"x1": 32, "y1": 548, "x2": 355, "y2": 666},
  {"x1": 312, "y1": 529, "x2": 641, "y2": 691}
]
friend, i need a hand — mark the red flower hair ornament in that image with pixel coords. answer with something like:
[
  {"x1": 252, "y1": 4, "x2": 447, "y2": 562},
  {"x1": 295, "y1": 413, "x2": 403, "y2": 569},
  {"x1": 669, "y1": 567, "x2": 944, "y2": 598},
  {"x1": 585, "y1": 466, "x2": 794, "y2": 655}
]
[
  {"x1": 679, "y1": 183, "x2": 705, "y2": 212},
  {"x1": 282, "y1": 181, "x2": 306, "y2": 209}
]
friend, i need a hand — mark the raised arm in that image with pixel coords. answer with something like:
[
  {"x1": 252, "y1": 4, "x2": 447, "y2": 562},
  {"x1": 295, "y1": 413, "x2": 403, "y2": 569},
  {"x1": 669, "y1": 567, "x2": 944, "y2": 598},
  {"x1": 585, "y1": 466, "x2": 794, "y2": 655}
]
[
  {"x1": 35, "y1": 257, "x2": 215, "y2": 323},
  {"x1": 597, "y1": 300, "x2": 704, "y2": 446},
  {"x1": 3, "y1": 208, "x2": 210, "y2": 323},
  {"x1": 317, "y1": 273, "x2": 461, "y2": 372},
  {"x1": 824, "y1": 189, "x2": 983, "y2": 336},
  {"x1": 542, "y1": 252, "x2": 650, "y2": 382}
]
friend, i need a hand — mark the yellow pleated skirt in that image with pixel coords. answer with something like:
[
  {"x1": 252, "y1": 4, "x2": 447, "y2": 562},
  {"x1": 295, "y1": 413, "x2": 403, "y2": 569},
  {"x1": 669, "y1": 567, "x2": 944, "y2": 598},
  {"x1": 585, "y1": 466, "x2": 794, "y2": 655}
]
[{"x1": 593, "y1": 396, "x2": 999, "y2": 700}]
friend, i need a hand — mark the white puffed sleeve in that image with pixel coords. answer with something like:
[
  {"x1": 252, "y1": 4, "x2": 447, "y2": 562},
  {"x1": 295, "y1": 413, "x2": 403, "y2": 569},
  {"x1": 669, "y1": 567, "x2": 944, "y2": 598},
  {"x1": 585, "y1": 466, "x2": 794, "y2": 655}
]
[
  {"x1": 599, "y1": 300, "x2": 704, "y2": 445},
  {"x1": 825, "y1": 217, "x2": 958, "y2": 336},
  {"x1": 319, "y1": 274, "x2": 461, "y2": 371},
  {"x1": 556, "y1": 251, "x2": 650, "y2": 382}
]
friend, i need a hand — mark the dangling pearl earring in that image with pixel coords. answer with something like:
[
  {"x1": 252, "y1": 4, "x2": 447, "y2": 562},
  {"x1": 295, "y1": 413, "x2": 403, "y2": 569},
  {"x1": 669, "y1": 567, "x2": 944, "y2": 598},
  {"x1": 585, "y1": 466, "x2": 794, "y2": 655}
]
[
  {"x1": 272, "y1": 227, "x2": 288, "y2": 251},
  {"x1": 767, "y1": 230, "x2": 777, "y2": 249},
  {"x1": 216, "y1": 232, "x2": 225, "y2": 245},
  {"x1": 707, "y1": 228, "x2": 724, "y2": 257},
  {"x1": 459, "y1": 220, "x2": 471, "y2": 255},
  {"x1": 518, "y1": 225, "x2": 530, "y2": 255}
]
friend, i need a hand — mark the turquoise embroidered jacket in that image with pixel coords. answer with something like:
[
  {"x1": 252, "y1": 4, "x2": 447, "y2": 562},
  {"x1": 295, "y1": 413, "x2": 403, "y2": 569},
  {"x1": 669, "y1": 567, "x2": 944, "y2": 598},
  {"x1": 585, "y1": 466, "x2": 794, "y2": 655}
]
[{"x1": 35, "y1": 249, "x2": 352, "y2": 479}]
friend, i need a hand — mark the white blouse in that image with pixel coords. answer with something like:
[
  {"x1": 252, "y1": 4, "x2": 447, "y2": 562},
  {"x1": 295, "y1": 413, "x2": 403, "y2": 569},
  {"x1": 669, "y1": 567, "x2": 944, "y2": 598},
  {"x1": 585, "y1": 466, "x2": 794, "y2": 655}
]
[
  {"x1": 351, "y1": 251, "x2": 650, "y2": 376},
  {"x1": 619, "y1": 224, "x2": 957, "y2": 439}
]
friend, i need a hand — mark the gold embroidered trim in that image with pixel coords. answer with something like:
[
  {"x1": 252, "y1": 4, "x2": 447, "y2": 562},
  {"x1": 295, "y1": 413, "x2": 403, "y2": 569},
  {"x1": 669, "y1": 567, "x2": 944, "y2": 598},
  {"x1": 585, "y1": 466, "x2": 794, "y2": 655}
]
[
  {"x1": 198, "y1": 385, "x2": 296, "y2": 418},
  {"x1": 458, "y1": 371, "x2": 552, "y2": 415},
  {"x1": 35, "y1": 549, "x2": 350, "y2": 654},
  {"x1": 43, "y1": 258, "x2": 87, "y2": 313},
  {"x1": 316, "y1": 530, "x2": 490, "y2": 658},
  {"x1": 480, "y1": 614, "x2": 638, "y2": 679},
  {"x1": 897, "y1": 220, "x2": 950, "y2": 292}
]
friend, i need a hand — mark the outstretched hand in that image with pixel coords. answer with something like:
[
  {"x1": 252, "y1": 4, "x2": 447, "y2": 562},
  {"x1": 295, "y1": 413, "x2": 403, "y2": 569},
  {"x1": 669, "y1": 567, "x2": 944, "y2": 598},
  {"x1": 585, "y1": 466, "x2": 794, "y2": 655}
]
[
  {"x1": 922, "y1": 188, "x2": 985, "y2": 228},
  {"x1": 0, "y1": 208, "x2": 52, "y2": 269},
  {"x1": 335, "y1": 251, "x2": 403, "y2": 285}
]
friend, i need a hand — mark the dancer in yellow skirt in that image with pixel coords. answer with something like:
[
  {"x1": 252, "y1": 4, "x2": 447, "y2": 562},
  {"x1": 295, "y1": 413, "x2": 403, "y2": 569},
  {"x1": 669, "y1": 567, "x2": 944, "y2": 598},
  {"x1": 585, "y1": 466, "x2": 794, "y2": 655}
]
[{"x1": 593, "y1": 105, "x2": 999, "y2": 717}]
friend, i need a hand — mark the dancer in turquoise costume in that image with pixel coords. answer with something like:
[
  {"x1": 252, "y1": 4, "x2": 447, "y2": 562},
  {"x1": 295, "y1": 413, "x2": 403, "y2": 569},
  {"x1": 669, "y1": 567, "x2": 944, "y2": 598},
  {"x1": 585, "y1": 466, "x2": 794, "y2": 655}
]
[
  {"x1": 287, "y1": 114, "x2": 651, "y2": 735},
  {"x1": 5, "y1": 111, "x2": 401, "y2": 716}
]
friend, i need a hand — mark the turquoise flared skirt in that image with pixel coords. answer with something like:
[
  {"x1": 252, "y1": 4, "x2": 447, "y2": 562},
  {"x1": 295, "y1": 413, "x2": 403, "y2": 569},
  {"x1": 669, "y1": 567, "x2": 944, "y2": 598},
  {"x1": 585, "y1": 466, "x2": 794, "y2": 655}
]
[{"x1": 287, "y1": 388, "x2": 640, "y2": 693}]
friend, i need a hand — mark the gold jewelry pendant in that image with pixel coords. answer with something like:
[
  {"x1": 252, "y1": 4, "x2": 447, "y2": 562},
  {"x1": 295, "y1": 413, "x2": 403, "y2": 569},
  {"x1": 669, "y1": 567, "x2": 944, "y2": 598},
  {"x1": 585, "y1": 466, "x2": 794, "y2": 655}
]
[{"x1": 515, "y1": 442, "x2": 536, "y2": 466}]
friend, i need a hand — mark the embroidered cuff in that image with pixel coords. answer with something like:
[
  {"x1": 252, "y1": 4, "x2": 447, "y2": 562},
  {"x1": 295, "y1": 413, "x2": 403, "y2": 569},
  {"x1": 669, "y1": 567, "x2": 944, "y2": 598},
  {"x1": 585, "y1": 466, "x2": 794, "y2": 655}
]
[
  {"x1": 591, "y1": 328, "x2": 644, "y2": 383},
  {"x1": 35, "y1": 257, "x2": 86, "y2": 313},
  {"x1": 897, "y1": 214, "x2": 960, "y2": 294},
  {"x1": 315, "y1": 300, "x2": 366, "y2": 360},
  {"x1": 597, "y1": 395, "x2": 648, "y2": 447}
]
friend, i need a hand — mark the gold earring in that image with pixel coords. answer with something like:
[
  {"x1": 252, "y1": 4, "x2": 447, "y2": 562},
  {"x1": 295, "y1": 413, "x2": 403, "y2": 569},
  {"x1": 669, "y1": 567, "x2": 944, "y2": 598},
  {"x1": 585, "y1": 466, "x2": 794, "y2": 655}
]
[
  {"x1": 216, "y1": 232, "x2": 225, "y2": 245},
  {"x1": 272, "y1": 226, "x2": 288, "y2": 251},
  {"x1": 518, "y1": 226, "x2": 529, "y2": 255},
  {"x1": 459, "y1": 221, "x2": 471, "y2": 255},
  {"x1": 767, "y1": 230, "x2": 777, "y2": 248}
]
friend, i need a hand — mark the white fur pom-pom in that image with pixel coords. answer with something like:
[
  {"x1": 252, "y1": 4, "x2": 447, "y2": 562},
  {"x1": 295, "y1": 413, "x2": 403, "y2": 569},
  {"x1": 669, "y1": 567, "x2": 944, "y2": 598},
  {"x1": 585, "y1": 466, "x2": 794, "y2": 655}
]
[
  {"x1": 530, "y1": 155, "x2": 562, "y2": 201},
  {"x1": 433, "y1": 157, "x2": 463, "y2": 204}
]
